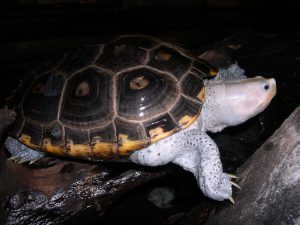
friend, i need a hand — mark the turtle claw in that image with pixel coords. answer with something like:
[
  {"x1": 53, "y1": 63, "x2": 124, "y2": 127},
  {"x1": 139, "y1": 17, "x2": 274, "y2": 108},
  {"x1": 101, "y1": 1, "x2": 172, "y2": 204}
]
[
  {"x1": 231, "y1": 181, "x2": 241, "y2": 190},
  {"x1": 7, "y1": 156, "x2": 38, "y2": 165},
  {"x1": 228, "y1": 195, "x2": 235, "y2": 204},
  {"x1": 225, "y1": 173, "x2": 238, "y2": 179},
  {"x1": 7, "y1": 156, "x2": 18, "y2": 161},
  {"x1": 17, "y1": 160, "x2": 27, "y2": 164},
  {"x1": 29, "y1": 160, "x2": 38, "y2": 165}
]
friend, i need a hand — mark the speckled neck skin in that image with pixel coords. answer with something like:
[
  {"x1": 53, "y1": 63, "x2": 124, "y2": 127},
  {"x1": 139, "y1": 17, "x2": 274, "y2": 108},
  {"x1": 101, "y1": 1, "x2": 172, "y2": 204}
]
[
  {"x1": 197, "y1": 81, "x2": 228, "y2": 133},
  {"x1": 197, "y1": 76, "x2": 277, "y2": 133}
]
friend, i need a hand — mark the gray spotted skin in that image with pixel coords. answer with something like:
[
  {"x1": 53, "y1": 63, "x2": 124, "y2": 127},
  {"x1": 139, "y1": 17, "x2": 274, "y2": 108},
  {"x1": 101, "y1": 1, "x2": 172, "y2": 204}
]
[
  {"x1": 130, "y1": 128, "x2": 232, "y2": 201},
  {"x1": 5, "y1": 137, "x2": 45, "y2": 162},
  {"x1": 200, "y1": 83, "x2": 228, "y2": 133},
  {"x1": 210, "y1": 64, "x2": 246, "y2": 81}
]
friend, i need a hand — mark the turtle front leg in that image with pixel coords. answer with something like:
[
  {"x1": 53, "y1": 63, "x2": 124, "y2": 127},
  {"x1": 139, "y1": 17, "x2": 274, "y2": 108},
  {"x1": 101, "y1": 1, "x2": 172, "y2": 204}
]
[
  {"x1": 130, "y1": 129, "x2": 236, "y2": 202},
  {"x1": 172, "y1": 131, "x2": 235, "y2": 202}
]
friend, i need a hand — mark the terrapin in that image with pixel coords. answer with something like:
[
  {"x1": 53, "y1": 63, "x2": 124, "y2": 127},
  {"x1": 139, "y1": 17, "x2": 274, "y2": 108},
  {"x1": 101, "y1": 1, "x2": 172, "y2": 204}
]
[{"x1": 4, "y1": 35, "x2": 276, "y2": 202}]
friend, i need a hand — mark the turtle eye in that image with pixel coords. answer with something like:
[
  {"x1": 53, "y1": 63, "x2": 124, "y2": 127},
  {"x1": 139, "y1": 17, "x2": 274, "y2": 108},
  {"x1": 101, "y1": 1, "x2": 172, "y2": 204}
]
[
  {"x1": 264, "y1": 84, "x2": 269, "y2": 90},
  {"x1": 260, "y1": 81, "x2": 270, "y2": 91}
]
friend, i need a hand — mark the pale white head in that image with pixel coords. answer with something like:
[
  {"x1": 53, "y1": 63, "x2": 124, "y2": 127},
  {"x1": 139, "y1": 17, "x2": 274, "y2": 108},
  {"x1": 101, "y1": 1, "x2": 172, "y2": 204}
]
[{"x1": 200, "y1": 76, "x2": 277, "y2": 133}]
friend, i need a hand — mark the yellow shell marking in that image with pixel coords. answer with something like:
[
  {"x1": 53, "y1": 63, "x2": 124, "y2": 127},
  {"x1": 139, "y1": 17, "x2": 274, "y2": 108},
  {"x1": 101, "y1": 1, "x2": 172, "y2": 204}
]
[
  {"x1": 197, "y1": 87, "x2": 206, "y2": 102},
  {"x1": 178, "y1": 113, "x2": 200, "y2": 129},
  {"x1": 155, "y1": 51, "x2": 173, "y2": 62},
  {"x1": 66, "y1": 139, "x2": 92, "y2": 158},
  {"x1": 42, "y1": 138, "x2": 65, "y2": 156},
  {"x1": 18, "y1": 134, "x2": 39, "y2": 149},
  {"x1": 91, "y1": 141, "x2": 118, "y2": 158},
  {"x1": 118, "y1": 134, "x2": 148, "y2": 156},
  {"x1": 210, "y1": 68, "x2": 218, "y2": 76},
  {"x1": 148, "y1": 127, "x2": 177, "y2": 144},
  {"x1": 75, "y1": 81, "x2": 90, "y2": 96}
]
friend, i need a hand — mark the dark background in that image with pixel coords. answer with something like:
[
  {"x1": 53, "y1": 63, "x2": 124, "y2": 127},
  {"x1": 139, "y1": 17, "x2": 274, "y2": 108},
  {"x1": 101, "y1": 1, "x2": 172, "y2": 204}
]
[
  {"x1": 1, "y1": 0, "x2": 299, "y2": 98},
  {"x1": 0, "y1": 1, "x2": 299, "y2": 225}
]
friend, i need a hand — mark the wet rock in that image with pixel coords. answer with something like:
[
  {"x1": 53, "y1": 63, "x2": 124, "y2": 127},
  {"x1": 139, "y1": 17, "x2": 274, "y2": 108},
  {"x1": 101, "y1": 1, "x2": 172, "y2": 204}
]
[{"x1": 0, "y1": 154, "x2": 168, "y2": 224}]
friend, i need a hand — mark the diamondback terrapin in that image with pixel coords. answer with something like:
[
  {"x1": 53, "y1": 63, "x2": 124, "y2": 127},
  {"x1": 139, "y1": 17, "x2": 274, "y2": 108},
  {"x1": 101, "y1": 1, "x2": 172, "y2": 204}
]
[{"x1": 5, "y1": 35, "x2": 276, "y2": 202}]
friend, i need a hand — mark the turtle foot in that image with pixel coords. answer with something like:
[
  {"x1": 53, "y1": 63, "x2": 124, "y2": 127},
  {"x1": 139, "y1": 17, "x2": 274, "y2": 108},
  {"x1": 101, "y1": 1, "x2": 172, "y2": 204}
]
[{"x1": 4, "y1": 137, "x2": 45, "y2": 163}]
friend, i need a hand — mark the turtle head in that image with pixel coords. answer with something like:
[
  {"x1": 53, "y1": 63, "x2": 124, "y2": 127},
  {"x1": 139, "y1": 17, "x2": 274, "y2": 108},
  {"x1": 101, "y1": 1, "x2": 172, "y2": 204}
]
[{"x1": 201, "y1": 76, "x2": 276, "y2": 132}]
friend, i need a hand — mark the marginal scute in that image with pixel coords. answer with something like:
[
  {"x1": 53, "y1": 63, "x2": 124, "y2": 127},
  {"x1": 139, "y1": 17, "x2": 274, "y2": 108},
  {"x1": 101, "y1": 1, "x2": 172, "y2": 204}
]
[
  {"x1": 118, "y1": 134, "x2": 149, "y2": 156},
  {"x1": 91, "y1": 141, "x2": 118, "y2": 159},
  {"x1": 66, "y1": 139, "x2": 92, "y2": 158},
  {"x1": 148, "y1": 127, "x2": 176, "y2": 144},
  {"x1": 170, "y1": 96, "x2": 202, "y2": 129},
  {"x1": 179, "y1": 114, "x2": 199, "y2": 129},
  {"x1": 192, "y1": 60, "x2": 218, "y2": 77},
  {"x1": 144, "y1": 114, "x2": 180, "y2": 144},
  {"x1": 64, "y1": 127, "x2": 92, "y2": 158},
  {"x1": 89, "y1": 123, "x2": 117, "y2": 143},
  {"x1": 65, "y1": 127, "x2": 89, "y2": 145},
  {"x1": 90, "y1": 123, "x2": 118, "y2": 158},
  {"x1": 181, "y1": 73, "x2": 205, "y2": 103},
  {"x1": 42, "y1": 138, "x2": 65, "y2": 156},
  {"x1": 42, "y1": 123, "x2": 65, "y2": 156},
  {"x1": 18, "y1": 121, "x2": 43, "y2": 149},
  {"x1": 197, "y1": 87, "x2": 206, "y2": 102},
  {"x1": 115, "y1": 118, "x2": 149, "y2": 154},
  {"x1": 18, "y1": 134, "x2": 39, "y2": 149}
]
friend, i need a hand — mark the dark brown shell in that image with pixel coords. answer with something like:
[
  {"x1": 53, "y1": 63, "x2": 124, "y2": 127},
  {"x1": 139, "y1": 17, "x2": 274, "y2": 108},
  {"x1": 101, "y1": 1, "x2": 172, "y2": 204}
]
[{"x1": 9, "y1": 35, "x2": 217, "y2": 160}]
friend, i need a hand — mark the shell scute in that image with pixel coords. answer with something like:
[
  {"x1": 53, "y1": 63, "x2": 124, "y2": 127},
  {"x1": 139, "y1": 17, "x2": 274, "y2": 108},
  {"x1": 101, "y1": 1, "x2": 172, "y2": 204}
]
[
  {"x1": 95, "y1": 41, "x2": 147, "y2": 73},
  {"x1": 60, "y1": 67, "x2": 113, "y2": 127},
  {"x1": 23, "y1": 72, "x2": 64, "y2": 122},
  {"x1": 143, "y1": 113, "x2": 180, "y2": 144},
  {"x1": 115, "y1": 118, "x2": 149, "y2": 156},
  {"x1": 57, "y1": 44, "x2": 102, "y2": 76},
  {"x1": 169, "y1": 96, "x2": 202, "y2": 129},
  {"x1": 181, "y1": 73, "x2": 205, "y2": 103},
  {"x1": 18, "y1": 121, "x2": 43, "y2": 149},
  {"x1": 117, "y1": 67, "x2": 179, "y2": 121},
  {"x1": 147, "y1": 45, "x2": 191, "y2": 79}
]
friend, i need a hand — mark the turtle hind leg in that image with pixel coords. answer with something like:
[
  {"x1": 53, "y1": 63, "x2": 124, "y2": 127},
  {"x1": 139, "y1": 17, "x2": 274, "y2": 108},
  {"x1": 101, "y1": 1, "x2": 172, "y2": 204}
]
[{"x1": 4, "y1": 136, "x2": 45, "y2": 163}]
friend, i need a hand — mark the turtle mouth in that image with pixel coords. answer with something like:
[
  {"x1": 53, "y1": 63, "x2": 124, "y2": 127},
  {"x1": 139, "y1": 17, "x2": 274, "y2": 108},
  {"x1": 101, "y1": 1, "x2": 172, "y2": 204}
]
[{"x1": 256, "y1": 103, "x2": 266, "y2": 114}]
